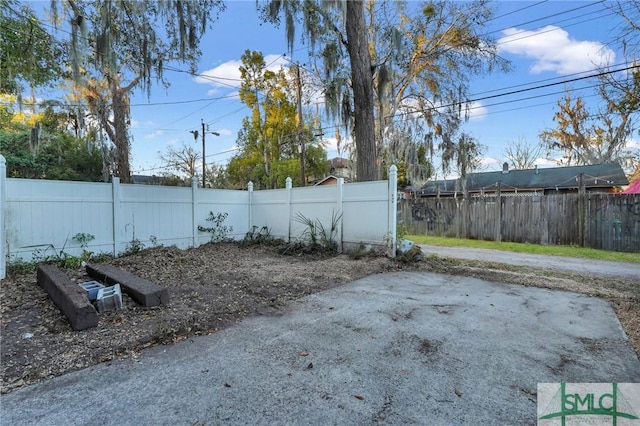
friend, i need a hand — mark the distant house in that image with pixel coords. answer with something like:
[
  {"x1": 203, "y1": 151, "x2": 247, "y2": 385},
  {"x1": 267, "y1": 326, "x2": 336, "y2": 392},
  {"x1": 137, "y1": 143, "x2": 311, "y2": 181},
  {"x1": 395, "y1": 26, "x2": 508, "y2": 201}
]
[
  {"x1": 131, "y1": 175, "x2": 168, "y2": 185},
  {"x1": 313, "y1": 175, "x2": 340, "y2": 186},
  {"x1": 311, "y1": 157, "x2": 354, "y2": 186},
  {"x1": 418, "y1": 162, "x2": 629, "y2": 197},
  {"x1": 312, "y1": 175, "x2": 354, "y2": 186},
  {"x1": 328, "y1": 157, "x2": 353, "y2": 179}
]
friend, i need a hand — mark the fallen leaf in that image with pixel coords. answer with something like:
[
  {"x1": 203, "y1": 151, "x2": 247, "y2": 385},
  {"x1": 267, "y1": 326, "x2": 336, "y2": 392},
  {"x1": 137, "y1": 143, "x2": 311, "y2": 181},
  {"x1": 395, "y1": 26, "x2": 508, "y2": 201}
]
[
  {"x1": 299, "y1": 351, "x2": 309, "y2": 357},
  {"x1": 455, "y1": 388, "x2": 462, "y2": 397},
  {"x1": 354, "y1": 395, "x2": 364, "y2": 400},
  {"x1": 328, "y1": 306, "x2": 335, "y2": 310},
  {"x1": 306, "y1": 362, "x2": 313, "y2": 369},
  {"x1": 224, "y1": 383, "x2": 231, "y2": 388}
]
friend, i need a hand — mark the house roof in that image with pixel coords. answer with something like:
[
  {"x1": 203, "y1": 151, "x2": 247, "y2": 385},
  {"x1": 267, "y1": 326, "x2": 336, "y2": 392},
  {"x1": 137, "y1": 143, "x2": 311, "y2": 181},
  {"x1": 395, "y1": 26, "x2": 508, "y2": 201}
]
[
  {"x1": 420, "y1": 162, "x2": 629, "y2": 195},
  {"x1": 131, "y1": 174, "x2": 165, "y2": 185},
  {"x1": 329, "y1": 157, "x2": 350, "y2": 168},
  {"x1": 624, "y1": 179, "x2": 640, "y2": 194},
  {"x1": 313, "y1": 175, "x2": 351, "y2": 186}
]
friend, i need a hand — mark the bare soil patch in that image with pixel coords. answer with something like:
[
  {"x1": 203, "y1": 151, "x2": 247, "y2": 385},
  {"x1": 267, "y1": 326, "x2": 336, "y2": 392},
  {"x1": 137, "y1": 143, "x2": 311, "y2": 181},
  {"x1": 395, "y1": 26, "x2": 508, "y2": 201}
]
[{"x1": 1, "y1": 242, "x2": 638, "y2": 394}]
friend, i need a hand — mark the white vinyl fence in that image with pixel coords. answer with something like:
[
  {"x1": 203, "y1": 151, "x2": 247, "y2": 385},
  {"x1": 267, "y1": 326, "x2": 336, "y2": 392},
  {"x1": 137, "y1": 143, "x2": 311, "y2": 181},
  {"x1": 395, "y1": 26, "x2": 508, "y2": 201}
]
[{"x1": 0, "y1": 155, "x2": 397, "y2": 279}]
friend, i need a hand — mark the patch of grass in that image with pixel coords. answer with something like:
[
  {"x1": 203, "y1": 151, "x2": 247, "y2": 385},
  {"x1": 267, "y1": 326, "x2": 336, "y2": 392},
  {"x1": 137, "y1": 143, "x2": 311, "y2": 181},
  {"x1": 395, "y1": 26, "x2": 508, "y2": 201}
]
[{"x1": 407, "y1": 234, "x2": 640, "y2": 264}]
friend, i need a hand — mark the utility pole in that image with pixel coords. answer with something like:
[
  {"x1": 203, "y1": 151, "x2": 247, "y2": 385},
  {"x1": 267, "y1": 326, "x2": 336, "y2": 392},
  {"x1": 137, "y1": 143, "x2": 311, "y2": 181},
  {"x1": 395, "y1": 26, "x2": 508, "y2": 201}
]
[
  {"x1": 296, "y1": 63, "x2": 305, "y2": 186},
  {"x1": 190, "y1": 120, "x2": 219, "y2": 188}
]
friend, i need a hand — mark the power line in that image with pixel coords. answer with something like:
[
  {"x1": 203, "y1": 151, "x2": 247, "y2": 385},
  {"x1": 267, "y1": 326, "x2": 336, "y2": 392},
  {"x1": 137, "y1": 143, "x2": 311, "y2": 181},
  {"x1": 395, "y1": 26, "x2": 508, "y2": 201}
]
[
  {"x1": 465, "y1": 82, "x2": 602, "y2": 114},
  {"x1": 387, "y1": 64, "x2": 639, "y2": 120},
  {"x1": 133, "y1": 147, "x2": 240, "y2": 173},
  {"x1": 487, "y1": 1, "x2": 605, "y2": 38},
  {"x1": 129, "y1": 94, "x2": 237, "y2": 107},
  {"x1": 468, "y1": 61, "x2": 636, "y2": 98},
  {"x1": 496, "y1": 11, "x2": 617, "y2": 47},
  {"x1": 488, "y1": 0, "x2": 549, "y2": 22},
  {"x1": 464, "y1": 90, "x2": 604, "y2": 118}
]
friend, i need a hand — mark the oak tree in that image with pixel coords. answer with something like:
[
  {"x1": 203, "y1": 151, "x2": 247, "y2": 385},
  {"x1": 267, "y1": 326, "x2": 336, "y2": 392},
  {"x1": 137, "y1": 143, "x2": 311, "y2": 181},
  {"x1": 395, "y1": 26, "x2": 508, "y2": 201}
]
[
  {"x1": 51, "y1": 0, "x2": 225, "y2": 182},
  {"x1": 0, "y1": 1, "x2": 64, "y2": 95},
  {"x1": 261, "y1": 0, "x2": 507, "y2": 185},
  {"x1": 262, "y1": 0, "x2": 377, "y2": 181},
  {"x1": 540, "y1": 86, "x2": 636, "y2": 168}
]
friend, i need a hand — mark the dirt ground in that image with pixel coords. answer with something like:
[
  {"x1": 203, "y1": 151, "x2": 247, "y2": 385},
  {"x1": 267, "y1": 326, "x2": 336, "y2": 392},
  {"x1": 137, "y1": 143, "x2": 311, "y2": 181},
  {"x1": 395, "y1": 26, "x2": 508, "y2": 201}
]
[{"x1": 1, "y1": 242, "x2": 638, "y2": 395}]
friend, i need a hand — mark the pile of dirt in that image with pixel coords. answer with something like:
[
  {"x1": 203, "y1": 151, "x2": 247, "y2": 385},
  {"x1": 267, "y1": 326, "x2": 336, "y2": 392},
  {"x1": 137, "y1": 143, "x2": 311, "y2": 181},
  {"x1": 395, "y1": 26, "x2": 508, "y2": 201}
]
[{"x1": 1, "y1": 242, "x2": 638, "y2": 394}]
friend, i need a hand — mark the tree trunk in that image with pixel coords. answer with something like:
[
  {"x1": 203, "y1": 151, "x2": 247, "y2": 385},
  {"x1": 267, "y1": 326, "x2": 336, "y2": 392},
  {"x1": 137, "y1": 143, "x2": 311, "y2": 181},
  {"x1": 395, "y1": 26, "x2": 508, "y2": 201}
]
[
  {"x1": 345, "y1": 0, "x2": 378, "y2": 181},
  {"x1": 111, "y1": 81, "x2": 131, "y2": 183}
]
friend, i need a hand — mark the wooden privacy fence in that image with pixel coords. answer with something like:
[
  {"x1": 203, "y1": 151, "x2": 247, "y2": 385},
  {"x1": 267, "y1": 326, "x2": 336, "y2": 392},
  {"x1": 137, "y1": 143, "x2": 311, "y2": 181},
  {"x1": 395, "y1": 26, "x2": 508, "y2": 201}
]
[{"x1": 400, "y1": 193, "x2": 640, "y2": 252}]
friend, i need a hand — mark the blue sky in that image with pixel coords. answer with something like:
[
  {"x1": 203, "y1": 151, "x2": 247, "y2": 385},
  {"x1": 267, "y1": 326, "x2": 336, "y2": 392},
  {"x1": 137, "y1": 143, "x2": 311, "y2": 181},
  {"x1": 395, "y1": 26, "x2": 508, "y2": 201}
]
[{"x1": 26, "y1": 1, "x2": 640, "y2": 179}]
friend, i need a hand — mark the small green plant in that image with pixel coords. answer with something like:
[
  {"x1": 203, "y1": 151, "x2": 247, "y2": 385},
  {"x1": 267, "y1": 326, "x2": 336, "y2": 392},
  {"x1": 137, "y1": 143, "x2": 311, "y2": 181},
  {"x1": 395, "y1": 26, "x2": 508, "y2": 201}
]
[
  {"x1": 198, "y1": 212, "x2": 233, "y2": 243},
  {"x1": 72, "y1": 232, "x2": 95, "y2": 262},
  {"x1": 123, "y1": 238, "x2": 145, "y2": 256},
  {"x1": 7, "y1": 257, "x2": 38, "y2": 275},
  {"x1": 7, "y1": 232, "x2": 109, "y2": 274},
  {"x1": 242, "y1": 226, "x2": 274, "y2": 245},
  {"x1": 396, "y1": 223, "x2": 408, "y2": 241},
  {"x1": 149, "y1": 235, "x2": 160, "y2": 248},
  {"x1": 122, "y1": 223, "x2": 146, "y2": 256},
  {"x1": 292, "y1": 210, "x2": 342, "y2": 253},
  {"x1": 33, "y1": 238, "x2": 82, "y2": 269}
]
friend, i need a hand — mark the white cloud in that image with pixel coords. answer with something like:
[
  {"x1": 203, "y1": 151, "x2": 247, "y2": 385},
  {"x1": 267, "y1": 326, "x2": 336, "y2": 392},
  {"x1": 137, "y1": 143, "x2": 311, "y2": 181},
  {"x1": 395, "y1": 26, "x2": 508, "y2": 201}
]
[
  {"x1": 145, "y1": 130, "x2": 164, "y2": 139},
  {"x1": 321, "y1": 136, "x2": 352, "y2": 159},
  {"x1": 195, "y1": 54, "x2": 289, "y2": 92},
  {"x1": 467, "y1": 101, "x2": 487, "y2": 121},
  {"x1": 216, "y1": 128, "x2": 233, "y2": 137},
  {"x1": 534, "y1": 157, "x2": 557, "y2": 168},
  {"x1": 131, "y1": 119, "x2": 158, "y2": 130},
  {"x1": 625, "y1": 138, "x2": 640, "y2": 150},
  {"x1": 480, "y1": 156, "x2": 500, "y2": 170},
  {"x1": 498, "y1": 25, "x2": 615, "y2": 75}
]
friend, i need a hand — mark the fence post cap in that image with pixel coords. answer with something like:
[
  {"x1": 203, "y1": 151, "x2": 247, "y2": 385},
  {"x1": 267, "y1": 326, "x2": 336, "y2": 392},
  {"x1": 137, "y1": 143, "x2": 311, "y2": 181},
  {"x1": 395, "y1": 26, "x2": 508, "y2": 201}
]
[
  {"x1": 285, "y1": 177, "x2": 292, "y2": 189},
  {"x1": 0, "y1": 155, "x2": 5, "y2": 164}
]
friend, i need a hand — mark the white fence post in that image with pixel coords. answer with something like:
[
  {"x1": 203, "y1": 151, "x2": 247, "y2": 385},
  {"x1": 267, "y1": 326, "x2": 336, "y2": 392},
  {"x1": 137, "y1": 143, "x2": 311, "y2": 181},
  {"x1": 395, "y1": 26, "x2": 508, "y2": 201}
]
[
  {"x1": 336, "y1": 177, "x2": 344, "y2": 253},
  {"x1": 248, "y1": 181, "x2": 254, "y2": 235},
  {"x1": 388, "y1": 165, "x2": 398, "y2": 257},
  {"x1": 111, "y1": 177, "x2": 121, "y2": 256},
  {"x1": 191, "y1": 177, "x2": 198, "y2": 247},
  {"x1": 0, "y1": 155, "x2": 6, "y2": 279},
  {"x1": 191, "y1": 176, "x2": 200, "y2": 247},
  {"x1": 286, "y1": 177, "x2": 292, "y2": 241}
]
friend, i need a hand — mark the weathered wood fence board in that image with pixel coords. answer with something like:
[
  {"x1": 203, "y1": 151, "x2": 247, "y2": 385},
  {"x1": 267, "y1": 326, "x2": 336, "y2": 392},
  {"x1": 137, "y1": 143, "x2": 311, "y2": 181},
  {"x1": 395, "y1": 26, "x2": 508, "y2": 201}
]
[
  {"x1": 586, "y1": 194, "x2": 640, "y2": 252},
  {"x1": 400, "y1": 193, "x2": 640, "y2": 252}
]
